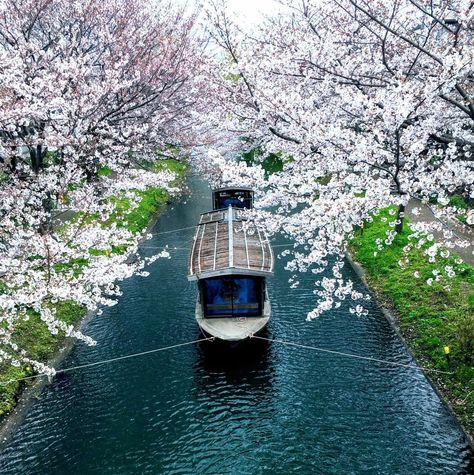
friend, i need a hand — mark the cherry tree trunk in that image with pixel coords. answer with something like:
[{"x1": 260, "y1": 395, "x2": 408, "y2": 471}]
[{"x1": 395, "y1": 204, "x2": 405, "y2": 234}]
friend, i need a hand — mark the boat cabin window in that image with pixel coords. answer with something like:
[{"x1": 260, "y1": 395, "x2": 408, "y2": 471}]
[
  {"x1": 213, "y1": 189, "x2": 253, "y2": 210},
  {"x1": 201, "y1": 277, "x2": 262, "y2": 317}
]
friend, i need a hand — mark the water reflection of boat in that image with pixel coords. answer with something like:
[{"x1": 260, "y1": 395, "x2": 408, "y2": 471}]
[
  {"x1": 188, "y1": 188, "x2": 274, "y2": 341},
  {"x1": 193, "y1": 333, "x2": 274, "y2": 390}
]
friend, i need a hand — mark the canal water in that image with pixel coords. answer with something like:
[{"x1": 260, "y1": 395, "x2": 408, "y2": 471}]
[{"x1": 0, "y1": 175, "x2": 472, "y2": 474}]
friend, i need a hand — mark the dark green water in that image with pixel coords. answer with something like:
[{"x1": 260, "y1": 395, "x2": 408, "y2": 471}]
[{"x1": 1, "y1": 175, "x2": 473, "y2": 474}]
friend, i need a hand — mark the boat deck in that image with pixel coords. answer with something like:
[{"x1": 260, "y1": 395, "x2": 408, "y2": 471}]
[{"x1": 188, "y1": 207, "x2": 274, "y2": 281}]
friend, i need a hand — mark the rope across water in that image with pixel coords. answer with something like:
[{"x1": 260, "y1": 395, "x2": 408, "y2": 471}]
[
  {"x1": 1, "y1": 331, "x2": 453, "y2": 388},
  {"x1": 249, "y1": 334, "x2": 453, "y2": 375},
  {"x1": 0, "y1": 337, "x2": 214, "y2": 386}
]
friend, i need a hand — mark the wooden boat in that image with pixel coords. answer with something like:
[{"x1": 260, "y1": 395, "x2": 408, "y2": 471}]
[{"x1": 188, "y1": 188, "x2": 274, "y2": 341}]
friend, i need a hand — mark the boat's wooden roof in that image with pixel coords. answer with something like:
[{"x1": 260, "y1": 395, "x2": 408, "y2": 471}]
[{"x1": 188, "y1": 206, "x2": 274, "y2": 281}]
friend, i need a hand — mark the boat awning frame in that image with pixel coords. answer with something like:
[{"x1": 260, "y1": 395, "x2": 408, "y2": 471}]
[{"x1": 188, "y1": 206, "x2": 274, "y2": 281}]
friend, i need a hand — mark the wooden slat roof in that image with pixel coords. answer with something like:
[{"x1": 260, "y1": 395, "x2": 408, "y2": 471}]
[{"x1": 188, "y1": 206, "x2": 274, "y2": 281}]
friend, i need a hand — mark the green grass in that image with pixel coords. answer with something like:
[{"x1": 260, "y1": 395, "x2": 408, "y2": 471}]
[
  {"x1": 108, "y1": 187, "x2": 170, "y2": 234},
  {"x1": 240, "y1": 147, "x2": 284, "y2": 175},
  {"x1": 152, "y1": 158, "x2": 187, "y2": 180},
  {"x1": 97, "y1": 166, "x2": 113, "y2": 177},
  {"x1": 0, "y1": 159, "x2": 186, "y2": 417},
  {"x1": 0, "y1": 301, "x2": 84, "y2": 415},
  {"x1": 67, "y1": 159, "x2": 187, "y2": 240},
  {"x1": 449, "y1": 194, "x2": 473, "y2": 227},
  {"x1": 107, "y1": 159, "x2": 187, "y2": 234},
  {"x1": 350, "y1": 208, "x2": 474, "y2": 435}
]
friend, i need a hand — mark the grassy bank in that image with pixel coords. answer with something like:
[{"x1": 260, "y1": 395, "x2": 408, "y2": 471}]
[
  {"x1": 449, "y1": 194, "x2": 474, "y2": 228},
  {"x1": 350, "y1": 208, "x2": 474, "y2": 437},
  {"x1": 108, "y1": 159, "x2": 186, "y2": 234},
  {"x1": 0, "y1": 159, "x2": 186, "y2": 416}
]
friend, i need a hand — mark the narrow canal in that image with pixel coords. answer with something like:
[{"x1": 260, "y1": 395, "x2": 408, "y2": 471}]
[{"x1": 1, "y1": 175, "x2": 472, "y2": 474}]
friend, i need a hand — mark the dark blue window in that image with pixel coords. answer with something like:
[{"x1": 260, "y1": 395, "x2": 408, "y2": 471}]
[
  {"x1": 222, "y1": 197, "x2": 246, "y2": 209},
  {"x1": 201, "y1": 277, "x2": 262, "y2": 317},
  {"x1": 213, "y1": 190, "x2": 253, "y2": 210}
]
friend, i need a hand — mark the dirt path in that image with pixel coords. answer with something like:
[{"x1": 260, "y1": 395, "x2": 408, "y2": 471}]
[{"x1": 406, "y1": 199, "x2": 474, "y2": 266}]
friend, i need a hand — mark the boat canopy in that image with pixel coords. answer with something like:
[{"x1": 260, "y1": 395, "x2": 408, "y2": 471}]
[
  {"x1": 212, "y1": 187, "x2": 254, "y2": 210},
  {"x1": 187, "y1": 206, "x2": 273, "y2": 281}
]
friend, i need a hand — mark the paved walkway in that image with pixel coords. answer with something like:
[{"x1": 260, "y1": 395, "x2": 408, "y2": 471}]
[{"x1": 406, "y1": 199, "x2": 474, "y2": 267}]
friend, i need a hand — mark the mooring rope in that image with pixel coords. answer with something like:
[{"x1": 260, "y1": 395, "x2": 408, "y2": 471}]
[
  {"x1": 1, "y1": 332, "x2": 452, "y2": 387},
  {"x1": 153, "y1": 225, "x2": 197, "y2": 236},
  {"x1": 250, "y1": 335, "x2": 453, "y2": 375},
  {"x1": 0, "y1": 337, "x2": 214, "y2": 386}
]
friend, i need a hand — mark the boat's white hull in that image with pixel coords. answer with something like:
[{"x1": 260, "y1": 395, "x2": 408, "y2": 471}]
[{"x1": 195, "y1": 299, "x2": 271, "y2": 341}]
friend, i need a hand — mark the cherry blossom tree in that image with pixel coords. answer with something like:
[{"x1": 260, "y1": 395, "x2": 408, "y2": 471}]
[
  {"x1": 0, "y1": 0, "x2": 210, "y2": 372},
  {"x1": 202, "y1": 0, "x2": 473, "y2": 319},
  {"x1": 0, "y1": 0, "x2": 209, "y2": 174}
]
